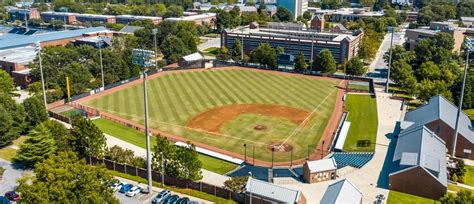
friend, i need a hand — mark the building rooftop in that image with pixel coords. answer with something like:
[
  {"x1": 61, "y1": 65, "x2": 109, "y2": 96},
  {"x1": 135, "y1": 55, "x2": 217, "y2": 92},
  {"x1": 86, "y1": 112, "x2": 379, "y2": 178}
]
[
  {"x1": 116, "y1": 15, "x2": 162, "y2": 20},
  {"x1": 0, "y1": 26, "x2": 109, "y2": 50},
  {"x1": 245, "y1": 177, "x2": 301, "y2": 203},
  {"x1": 305, "y1": 158, "x2": 337, "y2": 173},
  {"x1": 0, "y1": 46, "x2": 36, "y2": 65},
  {"x1": 403, "y1": 95, "x2": 473, "y2": 142},
  {"x1": 164, "y1": 13, "x2": 216, "y2": 21},
  {"x1": 118, "y1": 25, "x2": 143, "y2": 34},
  {"x1": 181, "y1": 52, "x2": 204, "y2": 62},
  {"x1": 320, "y1": 179, "x2": 363, "y2": 204},
  {"x1": 392, "y1": 125, "x2": 447, "y2": 187},
  {"x1": 461, "y1": 17, "x2": 474, "y2": 22}
]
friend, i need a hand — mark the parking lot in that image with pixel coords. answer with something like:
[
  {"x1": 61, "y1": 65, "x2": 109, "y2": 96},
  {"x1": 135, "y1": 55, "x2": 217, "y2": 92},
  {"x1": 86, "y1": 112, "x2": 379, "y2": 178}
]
[{"x1": 114, "y1": 177, "x2": 213, "y2": 204}]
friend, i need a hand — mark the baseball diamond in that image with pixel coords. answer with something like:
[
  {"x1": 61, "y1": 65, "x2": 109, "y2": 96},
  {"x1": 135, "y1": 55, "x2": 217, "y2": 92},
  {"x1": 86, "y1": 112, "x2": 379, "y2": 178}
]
[{"x1": 82, "y1": 67, "x2": 342, "y2": 163}]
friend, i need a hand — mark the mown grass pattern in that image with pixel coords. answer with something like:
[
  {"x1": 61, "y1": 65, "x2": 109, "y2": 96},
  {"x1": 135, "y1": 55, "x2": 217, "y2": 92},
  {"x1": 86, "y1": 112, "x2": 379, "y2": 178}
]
[{"x1": 86, "y1": 69, "x2": 339, "y2": 162}]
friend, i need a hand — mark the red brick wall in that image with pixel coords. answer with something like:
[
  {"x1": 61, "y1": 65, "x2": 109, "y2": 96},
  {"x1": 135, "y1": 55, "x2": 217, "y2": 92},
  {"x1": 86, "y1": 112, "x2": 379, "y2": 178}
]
[
  {"x1": 389, "y1": 166, "x2": 446, "y2": 200},
  {"x1": 425, "y1": 120, "x2": 474, "y2": 159}
]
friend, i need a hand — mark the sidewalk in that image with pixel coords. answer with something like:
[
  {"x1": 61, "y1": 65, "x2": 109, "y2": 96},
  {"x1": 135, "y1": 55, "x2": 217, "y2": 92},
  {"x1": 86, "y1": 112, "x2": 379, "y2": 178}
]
[{"x1": 105, "y1": 134, "x2": 230, "y2": 187}]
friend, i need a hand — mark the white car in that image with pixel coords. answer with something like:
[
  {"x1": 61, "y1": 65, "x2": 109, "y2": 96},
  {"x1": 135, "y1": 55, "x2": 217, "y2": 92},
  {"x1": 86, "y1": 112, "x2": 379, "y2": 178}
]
[
  {"x1": 109, "y1": 182, "x2": 124, "y2": 192},
  {"x1": 125, "y1": 186, "x2": 142, "y2": 197}
]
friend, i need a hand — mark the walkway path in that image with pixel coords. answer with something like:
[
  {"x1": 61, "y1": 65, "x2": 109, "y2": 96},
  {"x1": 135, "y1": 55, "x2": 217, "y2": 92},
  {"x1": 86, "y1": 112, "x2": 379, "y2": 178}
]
[
  {"x1": 0, "y1": 158, "x2": 32, "y2": 195},
  {"x1": 104, "y1": 134, "x2": 230, "y2": 187},
  {"x1": 279, "y1": 88, "x2": 402, "y2": 203}
]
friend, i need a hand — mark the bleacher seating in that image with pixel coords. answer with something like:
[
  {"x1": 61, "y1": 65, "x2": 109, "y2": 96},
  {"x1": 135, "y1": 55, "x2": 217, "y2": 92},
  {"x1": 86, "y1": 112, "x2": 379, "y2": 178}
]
[
  {"x1": 330, "y1": 152, "x2": 373, "y2": 169},
  {"x1": 227, "y1": 165, "x2": 269, "y2": 182},
  {"x1": 24, "y1": 29, "x2": 38, "y2": 35}
]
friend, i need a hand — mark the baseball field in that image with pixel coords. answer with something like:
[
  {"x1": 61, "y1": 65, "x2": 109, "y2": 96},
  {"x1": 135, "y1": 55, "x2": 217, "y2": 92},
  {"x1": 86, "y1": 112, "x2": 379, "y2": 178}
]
[{"x1": 84, "y1": 68, "x2": 341, "y2": 163}]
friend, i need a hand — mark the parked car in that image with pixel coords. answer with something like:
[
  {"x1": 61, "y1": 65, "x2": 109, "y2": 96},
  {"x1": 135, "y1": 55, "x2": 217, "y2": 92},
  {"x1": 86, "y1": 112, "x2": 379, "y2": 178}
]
[
  {"x1": 125, "y1": 186, "x2": 142, "y2": 197},
  {"x1": 0, "y1": 196, "x2": 11, "y2": 204},
  {"x1": 176, "y1": 197, "x2": 190, "y2": 204},
  {"x1": 162, "y1": 195, "x2": 179, "y2": 204},
  {"x1": 4, "y1": 191, "x2": 20, "y2": 202},
  {"x1": 119, "y1": 184, "x2": 134, "y2": 193},
  {"x1": 109, "y1": 181, "x2": 124, "y2": 192},
  {"x1": 152, "y1": 190, "x2": 171, "y2": 204}
]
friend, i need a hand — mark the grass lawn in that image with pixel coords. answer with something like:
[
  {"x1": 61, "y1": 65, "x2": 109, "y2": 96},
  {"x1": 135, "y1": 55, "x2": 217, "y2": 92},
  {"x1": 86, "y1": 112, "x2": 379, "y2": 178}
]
[
  {"x1": 92, "y1": 118, "x2": 238, "y2": 174},
  {"x1": 202, "y1": 47, "x2": 219, "y2": 56},
  {"x1": 86, "y1": 69, "x2": 340, "y2": 162},
  {"x1": 59, "y1": 109, "x2": 82, "y2": 117},
  {"x1": 465, "y1": 109, "x2": 474, "y2": 120},
  {"x1": 387, "y1": 190, "x2": 439, "y2": 204},
  {"x1": 448, "y1": 184, "x2": 474, "y2": 193},
  {"x1": 343, "y1": 94, "x2": 378, "y2": 152},
  {"x1": 348, "y1": 84, "x2": 369, "y2": 91},
  {"x1": 0, "y1": 136, "x2": 28, "y2": 162},
  {"x1": 462, "y1": 166, "x2": 474, "y2": 186}
]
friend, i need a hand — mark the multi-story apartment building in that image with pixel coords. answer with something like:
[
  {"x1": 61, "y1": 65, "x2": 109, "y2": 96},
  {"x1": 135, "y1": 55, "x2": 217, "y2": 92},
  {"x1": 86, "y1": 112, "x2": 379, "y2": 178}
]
[
  {"x1": 40, "y1": 11, "x2": 77, "y2": 24},
  {"x1": 7, "y1": 7, "x2": 40, "y2": 21},
  {"x1": 221, "y1": 23, "x2": 364, "y2": 64}
]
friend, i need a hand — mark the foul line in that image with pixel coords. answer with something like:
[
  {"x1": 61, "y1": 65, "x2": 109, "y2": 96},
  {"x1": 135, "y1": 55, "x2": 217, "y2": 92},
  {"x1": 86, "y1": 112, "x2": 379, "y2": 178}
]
[{"x1": 278, "y1": 85, "x2": 340, "y2": 149}]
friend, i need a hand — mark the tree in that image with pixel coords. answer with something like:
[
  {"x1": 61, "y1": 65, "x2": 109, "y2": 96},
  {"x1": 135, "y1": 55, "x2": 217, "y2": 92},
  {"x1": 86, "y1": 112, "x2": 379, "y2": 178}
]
[
  {"x1": 22, "y1": 97, "x2": 48, "y2": 130},
  {"x1": 0, "y1": 106, "x2": 14, "y2": 147},
  {"x1": 250, "y1": 43, "x2": 277, "y2": 68},
  {"x1": 453, "y1": 173, "x2": 459, "y2": 182},
  {"x1": 177, "y1": 30, "x2": 198, "y2": 53},
  {"x1": 71, "y1": 116, "x2": 107, "y2": 158},
  {"x1": 224, "y1": 176, "x2": 249, "y2": 193},
  {"x1": 314, "y1": 49, "x2": 336, "y2": 74},
  {"x1": 358, "y1": 29, "x2": 381, "y2": 63},
  {"x1": 105, "y1": 145, "x2": 145, "y2": 168},
  {"x1": 160, "y1": 36, "x2": 190, "y2": 63},
  {"x1": 346, "y1": 57, "x2": 366, "y2": 76},
  {"x1": 232, "y1": 39, "x2": 243, "y2": 61},
  {"x1": 390, "y1": 60, "x2": 417, "y2": 94},
  {"x1": 42, "y1": 120, "x2": 72, "y2": 151},
  {"x1": 440, "y1": 190, "x2": 474, "y2": 203},
  {"x1": 0, "y1": 69, "x2": 15, "y2": 96},
  {"x1": 415, "y1": 61, "x2": 441, "y2": 81},
  {"x1": 14, "y1": 124, "x2": 56, "y2": 168},
  {"x1": 0, "y1": 93, "x2": 25, "y2": 147},
  {"x1": 164, "y1": 5, "x2": 183, "y2": 18},
  {"x1": 294, "y1": 51, "x2": 307, "y2": 72},
  {"x1": 151, "y1": 135, "x2": 202, "y2": 180},
  {"x1": 217, "y1": 46, "x2": 230, "y2": 61},
  {"x1": 275, "y1": 7, "x2": 293, "y2": 22},
  {"x1": 16, "y1": 151, "x2": 118, "y2": 204},
  {"x1": 416, "y1": 79, "x2": 452, "y2": 102}
]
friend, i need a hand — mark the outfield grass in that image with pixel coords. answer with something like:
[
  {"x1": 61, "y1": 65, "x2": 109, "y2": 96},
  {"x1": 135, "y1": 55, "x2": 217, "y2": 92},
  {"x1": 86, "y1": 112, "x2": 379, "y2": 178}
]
[
  {"x1": 387, "y1": 190, "x2": 439, "y2": 204},
  {"x1": 86, "y1": 69, "x2": 340, "y2": 162},
  {"x1": 343, "y1": 94, "x2": 378, "y2": 152},
  {"x1": 348, "y1": 84, "x2": 369, "y2": 91},
  {"x1": 92, "y1": 118, "x2": 238, "y2": 174}
]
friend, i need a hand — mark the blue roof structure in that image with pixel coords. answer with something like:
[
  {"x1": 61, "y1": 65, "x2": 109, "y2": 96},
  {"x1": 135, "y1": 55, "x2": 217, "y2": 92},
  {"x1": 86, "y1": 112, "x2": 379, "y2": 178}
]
[
  {"x1": 321, "y1": 179, "x2": 363, "y2": 204},
  {"x1": 0, "y1": 26, "x2": 109, "y2": 50}
]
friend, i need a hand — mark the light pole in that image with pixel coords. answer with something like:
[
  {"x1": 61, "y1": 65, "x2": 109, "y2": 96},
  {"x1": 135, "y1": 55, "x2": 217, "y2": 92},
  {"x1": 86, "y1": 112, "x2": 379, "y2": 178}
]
[
  {"x1": 271, "y1": 147, "x2": 275, "y2": 168},
  {"x1": 385, "y1": 27, "x2": 395, "y2": 93},
  {"x1": 97, "y1": 38, "x2": 105, "y2": 90},
  {"x1": 248, "y1": 172, "x2": 252, "y2": 204},
  {"x1": 152, "y1": 29, "x2": 158, "y2": 71},
  {"x1": 132, "y1": 49, "x2": 155, "y2": 194},
  {"x1": 35, "y1": 42, "x2": 48, "y2": 112},
  {"x1": 451, "y1": 39, "x2": 473, "y2": 158}
]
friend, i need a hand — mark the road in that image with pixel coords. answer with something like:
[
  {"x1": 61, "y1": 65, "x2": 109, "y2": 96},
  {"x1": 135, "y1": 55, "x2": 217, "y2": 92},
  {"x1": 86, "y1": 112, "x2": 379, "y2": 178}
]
[
  {"x1": 0, "y1": 158, "x2": 31, "y2": 196},
  {"x1": 279, "y1": 89, "x2": 403, "y2": 203},
  {"x1": 368, "y1": 28, "x2": 406, "y2": 78},
  {"x1": 198, "y1": 37, "x2": 220, "y2": 52}
]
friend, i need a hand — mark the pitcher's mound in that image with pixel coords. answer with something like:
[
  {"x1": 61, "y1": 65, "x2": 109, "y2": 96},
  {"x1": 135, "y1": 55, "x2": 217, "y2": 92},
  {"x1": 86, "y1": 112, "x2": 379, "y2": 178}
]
[
  {"x1": 254, "y1": 125, "x2": 267, "y2": 131},
  {"x1": 268, "y1": 142, "x2": 293, "y2": 152}
]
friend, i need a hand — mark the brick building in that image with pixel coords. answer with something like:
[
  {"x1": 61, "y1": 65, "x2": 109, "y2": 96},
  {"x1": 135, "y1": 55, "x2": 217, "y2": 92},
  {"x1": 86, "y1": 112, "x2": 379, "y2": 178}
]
[
  {"x1": 303, "y1": 158, "x2": 337, "y2": 183},
  {"x1": 389, "y1": 125, "x2": 447, "y2": 199},
  {"x1": 401, "y1": 95, "x2": 474, "y2": 159}
]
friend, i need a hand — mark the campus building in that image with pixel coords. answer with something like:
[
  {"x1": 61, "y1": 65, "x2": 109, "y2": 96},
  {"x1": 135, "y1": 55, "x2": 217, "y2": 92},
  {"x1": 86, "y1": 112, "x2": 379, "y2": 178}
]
[
  {"x1": 389, "y1": 125, "x2": 447, "y2": 199},
  {"x1": 400, "y1": 95, "x2": 474, "y2": 159},
  {"x1": 303, "y1": 158, "x2": 337, "y2": 183},
  {"x1": 221, "y1": 23, "x2": 364, "y2": 64},
  {"x1": 40, "y1": 12, "x2": 77, "y2": 24},
  {"x1": 245, "y1": 177, "x2": 307, "y2": 204},
  {"x1": 7, "y1": 7, "x2": 40, "y2": 21},
  {"x1": 309, "y1": 7, "x2": 384, "y2": 22},
  {"x1": 164, "y1": 13, "x2": 216, "y2": 27},
  {"x1": 276, "y1": 0, "x2": 308, "y2": 20},
  {"x1": 405, "y1": 21, "x2": 472, "y2": 52},
  {"x1": 320, "y1": 179, "x2": 363, "y2": 204},
  {"x1": 116, "y1": 15, "x2": 162, "y2": 25},
  {"x1": 75, "y1": 13, "x2": 116, "y2": 24},
  {"x1": 0, "y1": 46, "x2": 36, "y2": 88}
]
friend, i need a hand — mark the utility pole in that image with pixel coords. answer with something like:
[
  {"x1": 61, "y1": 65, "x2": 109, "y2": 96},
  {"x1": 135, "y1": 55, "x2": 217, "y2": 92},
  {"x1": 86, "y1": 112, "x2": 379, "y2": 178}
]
[
  {"x1": 385, "y1": 27, "x2": 395, "y2": 93},
  {"x1": 451, "y1": 39, "x2": 473, "y2": 157},
  {"x1": 35, "y1": 42, "x2": 48, "y2": 112}
]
